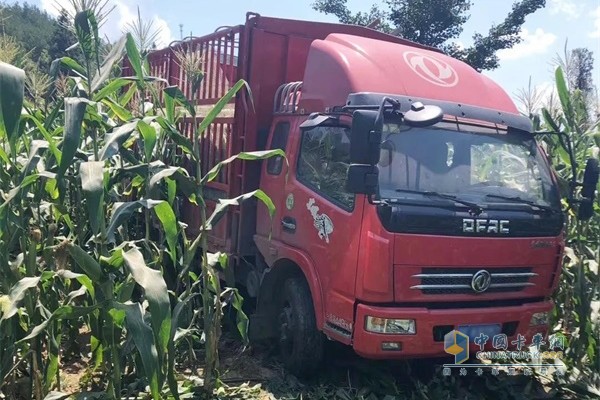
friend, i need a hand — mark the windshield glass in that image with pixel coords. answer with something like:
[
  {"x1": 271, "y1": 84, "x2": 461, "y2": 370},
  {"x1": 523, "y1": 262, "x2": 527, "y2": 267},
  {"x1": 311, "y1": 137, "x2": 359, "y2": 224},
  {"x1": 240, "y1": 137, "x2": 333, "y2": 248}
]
[{"x1": 377, "y1": 121, "x2": 560, "y2": 210}]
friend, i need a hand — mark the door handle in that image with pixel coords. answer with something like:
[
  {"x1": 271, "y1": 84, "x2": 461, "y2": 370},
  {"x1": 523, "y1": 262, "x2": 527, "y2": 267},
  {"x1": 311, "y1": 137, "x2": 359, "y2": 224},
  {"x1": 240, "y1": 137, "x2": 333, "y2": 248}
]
[{"x1": 281, "y1": 217, "x2": 296, "y2": 233}]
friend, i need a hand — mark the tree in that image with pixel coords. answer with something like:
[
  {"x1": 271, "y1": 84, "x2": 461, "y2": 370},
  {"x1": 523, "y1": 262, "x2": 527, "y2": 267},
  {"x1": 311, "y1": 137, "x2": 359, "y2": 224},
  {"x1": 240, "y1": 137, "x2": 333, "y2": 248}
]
[
  {"x1": 312, "y1": 0, "x2": 546, "y2": 71},
  {"x1": 0, "y1": 2, "x2": 58, "y2": 69},
  {"x1": 567, "y1": 48, "x2": 594, "y2": 97},
  {"x1": 49, "y1": 9, "x2": 75, "y2": 60},
  {"x1": 552, "y1": 43, "x2": 598, "y2": 128}
]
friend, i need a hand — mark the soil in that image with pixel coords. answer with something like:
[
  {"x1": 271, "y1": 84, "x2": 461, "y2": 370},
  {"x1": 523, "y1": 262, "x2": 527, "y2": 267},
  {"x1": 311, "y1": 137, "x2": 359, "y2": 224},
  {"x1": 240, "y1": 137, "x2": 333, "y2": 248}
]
[{"x1": 49, "y1": 328, "x2": 592, "y2": 400}]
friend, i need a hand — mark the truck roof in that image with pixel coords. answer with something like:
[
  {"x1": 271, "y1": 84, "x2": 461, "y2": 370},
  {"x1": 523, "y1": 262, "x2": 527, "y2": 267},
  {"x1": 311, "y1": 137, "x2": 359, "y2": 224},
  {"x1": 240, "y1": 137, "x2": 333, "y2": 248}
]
[{"x1": 299, "y1": 33, "x2": 519, "y2": 115}]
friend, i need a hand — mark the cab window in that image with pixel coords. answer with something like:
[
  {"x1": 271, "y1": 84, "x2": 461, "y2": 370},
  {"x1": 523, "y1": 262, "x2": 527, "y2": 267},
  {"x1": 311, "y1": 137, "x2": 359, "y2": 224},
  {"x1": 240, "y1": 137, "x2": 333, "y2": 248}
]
[
  {"x1": 297, "y1": 125, "x2": 355, "y2": 210},
  {"x1": 267, "y1": 122, "x2": 290, "y2": 175}
]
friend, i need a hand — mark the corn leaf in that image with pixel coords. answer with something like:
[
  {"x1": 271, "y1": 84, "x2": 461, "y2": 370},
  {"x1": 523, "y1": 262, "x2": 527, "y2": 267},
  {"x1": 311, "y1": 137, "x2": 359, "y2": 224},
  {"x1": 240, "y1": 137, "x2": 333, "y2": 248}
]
[
  {"x1": 0, "y1": 62, "x2": 25, "y2": 152},
  {"x1": 22, "y1": 140, "x2": 48, "y2": 178},
  {"x1": 101, "y1": 97, "x2": 133, "y2": 122},
  {"x1": 164, "y1": 87, "x2": 175, "y2": 123},
  {"x1": 106, "y1": 199, "x2": 162, "y2": 243},
  {"x1": 91, "y1": 34, "x2": 128, "y2": 93},
  {"x1": 74, "y1": 11, "x2": 101, "y2": 79},
  {"x1": 58, "y1": 98, "x2": 87, "y2": 178},
  {"x1": 0, "y1": 172, "x2": 54, "y2": 210},
  {"x1": 164, "y1": 86, "x2": 195, "y2": 118},
  {"x1": 125, "y1": 33, "x2": 144, "y2": 86},
  {"x1": 80, "y1": 161, "x2": 105, "y2": 235},
  {"x1": 555, "y1": 67, "x2": 575, "y2": 131},
  {"x1": 66, "y1": 242, "x2": 105, "y2": 283},
  {"x1": 119, "y1": 83, "x2": 137, "y2": 108},
  {"x1": 156, "y1": 117, "x2": 194, "y2": 157},
  {"x1": 99, "y1": 120, "x2": 138, "y2": 160},
  {"x1": 55, "y1": 270, "x2": 95, "y2": 299},
  {"x1": 115, "y1": 301, "x2": 161, "y2": 399},
  {"x1": 221, "y1": 286, "x2": 249, "y2": 344},
  {"x1": 44, "y1": 391, "x2": 70, "y2": 400},
  {"x1": 205, "y1": 189, "x2": 275, "y2": 230},
  {"x1": 0, "y1": 277, "x2": 41, "y2": 321},
  {"x1": 198, "y1": 79, "x2": 251, "y2": 135},
  {"x1": 153, "y1": 201, "x2": 178, "y2": 266},
  {"x1": 542, "y1": 108, "x2": 561, "y2": 133},
  {"x1": 21, "y1": 114, "x2": 62, "y2": 163},
  {"x1": 201, "y1": 149, "x2": 286, "y2": 184},
  {"x1": 18, "y1": 304, "x2": 102, "y2": 343},
  {"x1": 137, "y1": 120, "x2": 157, "y2": 162},
  {"x1": 93, "y1": 78, "x2": 131, "y2": 102},
  {"x1": 148, "y1": 166, "x2": 189, "y2": 196},
  {"x1": 57, "y1": 57, "x2": 86, "y2": 78},
  {"x1": 122, "y1": 247, "x2": 171, "y2": 357}
]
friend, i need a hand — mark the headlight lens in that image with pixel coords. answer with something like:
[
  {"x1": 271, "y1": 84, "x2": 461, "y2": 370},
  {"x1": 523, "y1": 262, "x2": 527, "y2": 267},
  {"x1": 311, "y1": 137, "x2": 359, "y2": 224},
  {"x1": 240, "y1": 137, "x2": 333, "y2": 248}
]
[
  {"x1": 365, "y1": 317, "x2": 416, "y2": 334},
  {"x1": 530, "y1": 311, "x2": 549, "y2": 326}
]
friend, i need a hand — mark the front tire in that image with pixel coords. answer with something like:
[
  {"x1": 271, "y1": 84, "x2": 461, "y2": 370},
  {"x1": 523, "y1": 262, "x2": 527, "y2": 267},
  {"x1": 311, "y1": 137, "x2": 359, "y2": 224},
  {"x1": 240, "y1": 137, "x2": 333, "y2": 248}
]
[{"x1": 278, "y1": 276, "x2": 323, "y2": 377}]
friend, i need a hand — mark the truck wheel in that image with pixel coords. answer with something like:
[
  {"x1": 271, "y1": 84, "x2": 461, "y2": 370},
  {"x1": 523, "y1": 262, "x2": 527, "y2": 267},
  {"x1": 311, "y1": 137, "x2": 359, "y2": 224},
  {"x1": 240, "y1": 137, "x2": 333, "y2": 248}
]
[{"x1": 278, "y1": 277, "x2": 323, "y2": 377}]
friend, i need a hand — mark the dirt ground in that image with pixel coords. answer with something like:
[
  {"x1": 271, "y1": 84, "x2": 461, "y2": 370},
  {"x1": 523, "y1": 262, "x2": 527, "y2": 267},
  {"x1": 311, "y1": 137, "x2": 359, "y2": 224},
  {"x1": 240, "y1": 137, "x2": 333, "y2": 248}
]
[{"x1": 50, "y1": 322, "x2": 596, "y2": 400}]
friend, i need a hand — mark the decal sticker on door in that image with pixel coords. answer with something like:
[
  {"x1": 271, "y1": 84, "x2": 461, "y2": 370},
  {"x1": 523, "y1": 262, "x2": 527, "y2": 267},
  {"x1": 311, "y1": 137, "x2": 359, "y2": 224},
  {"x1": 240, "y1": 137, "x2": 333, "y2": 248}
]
[{"x1": 307, "y1": 198, "x2": 333, "y2": 243}]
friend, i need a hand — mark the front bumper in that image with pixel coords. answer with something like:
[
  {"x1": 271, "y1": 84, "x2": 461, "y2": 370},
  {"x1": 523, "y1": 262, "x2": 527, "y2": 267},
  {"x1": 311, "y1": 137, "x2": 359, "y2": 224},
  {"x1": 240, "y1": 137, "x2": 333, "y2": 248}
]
[{"x1": 353, "y1": 300, "x2": 553, "y2": 359}]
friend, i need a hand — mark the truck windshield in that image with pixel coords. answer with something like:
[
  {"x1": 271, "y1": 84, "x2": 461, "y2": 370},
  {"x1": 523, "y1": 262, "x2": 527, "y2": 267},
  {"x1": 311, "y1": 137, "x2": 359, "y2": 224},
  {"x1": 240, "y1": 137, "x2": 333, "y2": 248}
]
[{"x1": 377, "y1": 122, "x2": 561, "y2": 211}]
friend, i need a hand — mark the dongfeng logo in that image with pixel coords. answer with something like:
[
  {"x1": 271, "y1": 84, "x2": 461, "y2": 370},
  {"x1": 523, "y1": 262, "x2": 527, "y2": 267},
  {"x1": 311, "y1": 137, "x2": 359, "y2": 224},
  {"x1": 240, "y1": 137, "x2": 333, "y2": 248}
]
[
  {"x1": 403, "y1": 51, "x2": 459, "y2": 87},
  {"x1": 471, "y1": 270, "x2": 492, "y2": 293}
]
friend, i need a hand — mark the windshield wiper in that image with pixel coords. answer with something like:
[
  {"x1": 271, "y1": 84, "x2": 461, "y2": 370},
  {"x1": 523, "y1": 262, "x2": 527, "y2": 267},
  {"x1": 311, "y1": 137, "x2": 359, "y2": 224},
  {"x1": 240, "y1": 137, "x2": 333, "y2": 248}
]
[
  {"x1": 484, "y1": 194, "x2": 558, "y2": 213},
  {"x1": 395, "y1": 189, "x2": 483, "y2": 214}
]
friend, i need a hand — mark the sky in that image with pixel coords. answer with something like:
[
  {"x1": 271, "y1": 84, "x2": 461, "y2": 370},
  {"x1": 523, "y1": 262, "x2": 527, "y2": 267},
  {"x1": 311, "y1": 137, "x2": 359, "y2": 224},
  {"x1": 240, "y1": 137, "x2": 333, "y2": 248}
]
[{"x1": 7, "y1": 0, "x2": 600, "y2": 108}]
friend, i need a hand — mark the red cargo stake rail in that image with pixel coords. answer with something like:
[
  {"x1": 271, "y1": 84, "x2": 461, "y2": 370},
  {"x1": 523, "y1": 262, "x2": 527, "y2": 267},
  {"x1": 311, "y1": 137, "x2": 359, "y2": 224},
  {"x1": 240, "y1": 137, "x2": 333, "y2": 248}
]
[{"x1": 134, "y1": 12, "x2": 436, "y2": 257}]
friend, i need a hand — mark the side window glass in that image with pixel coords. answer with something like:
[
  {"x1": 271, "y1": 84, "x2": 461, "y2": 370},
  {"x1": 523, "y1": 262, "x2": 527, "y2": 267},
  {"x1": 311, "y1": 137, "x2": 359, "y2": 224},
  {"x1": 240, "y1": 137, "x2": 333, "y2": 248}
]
[
  {"x1": 297, "y1": 125, "x2": 355, "y2": 210},
  {"x1": 267, "y1": 122, "x2": 290, "y2": 175}
]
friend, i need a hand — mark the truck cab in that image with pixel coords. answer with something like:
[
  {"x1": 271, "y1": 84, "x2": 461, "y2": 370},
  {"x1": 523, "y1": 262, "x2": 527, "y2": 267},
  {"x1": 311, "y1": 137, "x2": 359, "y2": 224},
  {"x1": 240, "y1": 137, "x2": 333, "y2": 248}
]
[{"x1": 252, "y1": 27, "x2": 565, "y2": 375}]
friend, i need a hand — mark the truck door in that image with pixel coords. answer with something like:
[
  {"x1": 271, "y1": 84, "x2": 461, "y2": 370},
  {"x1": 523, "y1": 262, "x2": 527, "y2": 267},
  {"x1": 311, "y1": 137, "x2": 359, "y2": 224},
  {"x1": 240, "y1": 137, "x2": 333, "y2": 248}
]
[{"x1": 278, "y1": 120, "x2": 365, "y2": 342}]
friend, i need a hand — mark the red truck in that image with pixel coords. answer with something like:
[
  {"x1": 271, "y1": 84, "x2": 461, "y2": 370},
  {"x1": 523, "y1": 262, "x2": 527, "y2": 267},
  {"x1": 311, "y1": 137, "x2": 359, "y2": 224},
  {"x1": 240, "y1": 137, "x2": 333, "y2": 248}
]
[{"x1": 142, "y1": 13, "x2": 599, "y2": 376}]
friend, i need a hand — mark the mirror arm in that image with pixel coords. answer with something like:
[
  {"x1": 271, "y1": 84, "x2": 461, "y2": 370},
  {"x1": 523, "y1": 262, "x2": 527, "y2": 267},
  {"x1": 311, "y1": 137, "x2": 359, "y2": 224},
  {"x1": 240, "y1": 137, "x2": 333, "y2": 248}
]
[
  {"x1": 374, "y1": 97, "x2": 401, "y2": 130},
  {"x1": 367, "y1": 194, "x2": 387, "y2": 206}
]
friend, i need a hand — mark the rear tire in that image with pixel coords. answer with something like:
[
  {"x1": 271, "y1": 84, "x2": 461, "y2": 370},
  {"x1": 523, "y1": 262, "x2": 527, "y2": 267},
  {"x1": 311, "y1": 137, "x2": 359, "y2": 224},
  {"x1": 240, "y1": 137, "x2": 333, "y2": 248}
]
[{"x1": 277, "y1": 276, "x2": 323, "y2": 377}]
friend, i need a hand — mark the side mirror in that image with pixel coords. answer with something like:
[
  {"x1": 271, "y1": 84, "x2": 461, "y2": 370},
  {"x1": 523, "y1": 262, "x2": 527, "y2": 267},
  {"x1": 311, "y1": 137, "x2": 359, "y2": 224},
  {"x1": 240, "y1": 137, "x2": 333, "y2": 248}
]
[
  {"x1": 346, "y1": 164, "x2": 378, "y2": 195},
  {"x1": 577, "y1": 158, "x2": 599, "y2": 221},
  {"x1": 349, "y1": 110, "x2": 382, "y2": 165}
]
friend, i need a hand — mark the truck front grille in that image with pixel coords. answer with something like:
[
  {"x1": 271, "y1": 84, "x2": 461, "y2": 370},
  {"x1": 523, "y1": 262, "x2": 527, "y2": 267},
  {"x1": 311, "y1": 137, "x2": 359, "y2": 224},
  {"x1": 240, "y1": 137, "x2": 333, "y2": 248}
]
[{"x1": 411, "y1": 267, "x2": 536, "y2": 295}]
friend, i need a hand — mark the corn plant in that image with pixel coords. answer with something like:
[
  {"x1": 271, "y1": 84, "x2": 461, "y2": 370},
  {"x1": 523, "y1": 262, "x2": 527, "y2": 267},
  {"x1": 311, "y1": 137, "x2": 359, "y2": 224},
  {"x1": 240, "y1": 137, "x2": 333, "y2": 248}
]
[
  {"x1": 538, "y1": 66, "x2": 600, "y2": 390},
  {"x1": 0, "y1": 7, "x2": 281, "y2": 400}
]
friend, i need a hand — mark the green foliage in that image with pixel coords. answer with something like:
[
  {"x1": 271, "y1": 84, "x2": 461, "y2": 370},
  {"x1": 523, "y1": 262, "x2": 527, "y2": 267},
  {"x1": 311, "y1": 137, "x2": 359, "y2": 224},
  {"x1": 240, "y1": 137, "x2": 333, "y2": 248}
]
[
  {"x1": 312, "y1": 0, "x2": 546, "y2": 71},
  {"x1": 0, "y1": 1, "x2": 59, "y2": 69},
  {"x1": 0, "y1": 6, "x2": 282, "y2": 400},
  {"x1": 538, "y1": 66, "x2": 600, "y2": 391}
]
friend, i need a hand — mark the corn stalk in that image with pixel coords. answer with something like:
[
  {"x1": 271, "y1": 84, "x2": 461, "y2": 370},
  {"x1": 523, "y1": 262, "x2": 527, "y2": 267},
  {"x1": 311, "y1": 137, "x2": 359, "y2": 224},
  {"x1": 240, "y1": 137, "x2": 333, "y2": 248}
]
[{"x1": 0, "y1": 6, "x2": 281, "y2": 400}]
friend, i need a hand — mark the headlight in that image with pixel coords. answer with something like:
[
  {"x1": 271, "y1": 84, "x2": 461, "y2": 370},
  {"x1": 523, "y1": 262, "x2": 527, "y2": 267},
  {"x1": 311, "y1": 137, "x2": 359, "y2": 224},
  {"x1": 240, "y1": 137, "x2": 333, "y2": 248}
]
[
  {"x1": 530, "y1": 311, "x2": 549, "y2": 326},
  {"x1": 365, "y1": 317, "x2": 416, "y2": 334}
]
